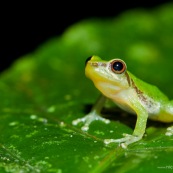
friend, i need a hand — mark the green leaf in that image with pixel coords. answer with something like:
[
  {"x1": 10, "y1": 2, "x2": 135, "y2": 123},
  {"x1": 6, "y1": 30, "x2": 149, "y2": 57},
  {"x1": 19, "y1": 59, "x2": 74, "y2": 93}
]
[{"x1": 1, "y1": 3, "x2": 173, "y2": 173}]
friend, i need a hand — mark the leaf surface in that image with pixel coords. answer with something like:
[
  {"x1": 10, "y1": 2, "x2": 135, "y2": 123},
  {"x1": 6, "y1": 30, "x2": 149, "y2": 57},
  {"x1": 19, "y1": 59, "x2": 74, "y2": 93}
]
[{"x1": 0, "y1": 3, "x2": 173, "y2": 173}]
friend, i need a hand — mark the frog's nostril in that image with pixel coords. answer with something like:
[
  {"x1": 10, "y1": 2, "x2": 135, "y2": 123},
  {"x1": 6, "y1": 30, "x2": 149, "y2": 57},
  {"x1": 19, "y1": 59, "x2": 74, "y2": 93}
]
[{"x1": 85, "y1": 56, "x2": 92, "y2": 66}]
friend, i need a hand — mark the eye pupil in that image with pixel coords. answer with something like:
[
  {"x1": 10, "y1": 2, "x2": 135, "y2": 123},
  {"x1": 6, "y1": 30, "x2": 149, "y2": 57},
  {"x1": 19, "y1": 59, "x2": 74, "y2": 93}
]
[
  {"x1": 111, "y1": 59, "x2": 126, "y2": 74},
  {"x1": 112, "y1": 62, "x2": 123, "y2": 71}
]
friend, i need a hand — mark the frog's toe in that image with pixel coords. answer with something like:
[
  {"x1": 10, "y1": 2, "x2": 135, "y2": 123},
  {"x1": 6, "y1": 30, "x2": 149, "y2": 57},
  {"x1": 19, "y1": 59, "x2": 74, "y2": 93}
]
[
  {"x1": 72, "y1": 117, "x2": 90, "y2": 131},
  {"x1": 81, "y1": 124, "x2": 89, "y2": 131},
  {"x1": 104, "y1": 134, "x2": 142, "y2": 148},
  {"x1": 72, "y1": 118, "x2": 83, "y2": 126},
  {"x1": 72, "y1": 112, "x2": 110, "y2": 131},
  {"x1": 165, "y1": 126, "x2": 173, "y2": 136}
]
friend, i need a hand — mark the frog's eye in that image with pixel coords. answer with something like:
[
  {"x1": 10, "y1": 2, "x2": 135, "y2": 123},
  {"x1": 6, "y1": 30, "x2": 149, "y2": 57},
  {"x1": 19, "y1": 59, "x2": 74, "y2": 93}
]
[{"x1": 111, "y1": 59, "x2": 126, "y2": 74}]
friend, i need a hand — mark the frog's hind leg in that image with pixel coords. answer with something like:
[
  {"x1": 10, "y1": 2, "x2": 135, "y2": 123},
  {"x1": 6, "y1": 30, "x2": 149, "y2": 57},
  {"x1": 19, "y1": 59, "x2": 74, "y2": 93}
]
[{"x1": 164, "y1": 100, "x2": 173, "y2": 136}]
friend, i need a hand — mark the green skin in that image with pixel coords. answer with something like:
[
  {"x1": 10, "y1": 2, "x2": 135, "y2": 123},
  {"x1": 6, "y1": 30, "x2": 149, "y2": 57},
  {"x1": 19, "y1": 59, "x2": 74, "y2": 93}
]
[{"x1": 73, "y1": 56, "x2": 173, "y2": 148}]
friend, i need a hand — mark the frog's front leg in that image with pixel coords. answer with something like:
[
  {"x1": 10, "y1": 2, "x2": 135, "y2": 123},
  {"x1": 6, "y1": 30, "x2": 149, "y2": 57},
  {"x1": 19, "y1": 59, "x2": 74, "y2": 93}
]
[
  {"x1": 104, "y1": 100, "x2": 148, "y2": 148},
  {"x1": 72, "y1": 95, "x2": 110, "y2": 131}
]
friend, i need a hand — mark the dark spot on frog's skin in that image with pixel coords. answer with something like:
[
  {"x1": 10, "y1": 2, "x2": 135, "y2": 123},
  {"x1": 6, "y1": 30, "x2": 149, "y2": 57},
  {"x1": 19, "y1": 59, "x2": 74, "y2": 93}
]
[{"x1": 85, "y1": 56, "x2": 92, "y2": 66}]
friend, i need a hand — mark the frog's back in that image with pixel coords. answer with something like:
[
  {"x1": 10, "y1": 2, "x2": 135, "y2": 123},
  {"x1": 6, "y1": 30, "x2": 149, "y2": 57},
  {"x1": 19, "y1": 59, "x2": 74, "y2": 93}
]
[
  {"x1": 127, "y1": 71, "x2": 169, "y2": 103},
  {"x1": 127, "y1": 71, "x2": 173, "y2": 122}
]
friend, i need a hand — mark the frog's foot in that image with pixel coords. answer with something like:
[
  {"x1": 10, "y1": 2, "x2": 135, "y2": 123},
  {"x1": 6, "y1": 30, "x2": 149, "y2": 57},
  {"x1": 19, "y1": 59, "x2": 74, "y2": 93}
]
[
  {"x1": 165, "y1": 126, "x2": 173, "y2": 136},
  {"x1": 104, "y1": 133, "x2": 142, "y2": 149},
  {"x1": 72, "y1": 111, "x2": 110, "y2": 131}
]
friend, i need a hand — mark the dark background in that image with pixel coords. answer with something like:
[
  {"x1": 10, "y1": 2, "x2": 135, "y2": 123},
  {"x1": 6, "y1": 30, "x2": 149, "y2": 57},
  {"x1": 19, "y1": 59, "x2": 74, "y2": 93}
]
[{"x1": 1, "y1": 0, "x2": 172, "y2": 72}]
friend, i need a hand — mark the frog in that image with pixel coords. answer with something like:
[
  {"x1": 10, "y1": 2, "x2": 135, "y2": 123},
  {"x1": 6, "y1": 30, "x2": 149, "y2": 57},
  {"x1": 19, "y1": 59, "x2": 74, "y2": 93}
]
[{"x1": 72, "y1": 55, "x2": 173, "y2": 148}]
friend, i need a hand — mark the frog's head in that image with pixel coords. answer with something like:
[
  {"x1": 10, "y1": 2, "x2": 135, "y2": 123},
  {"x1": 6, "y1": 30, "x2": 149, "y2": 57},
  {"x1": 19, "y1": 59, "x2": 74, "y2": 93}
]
[{"x1": 85, "y1": 55, "x2": 130, "y2": 97}]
